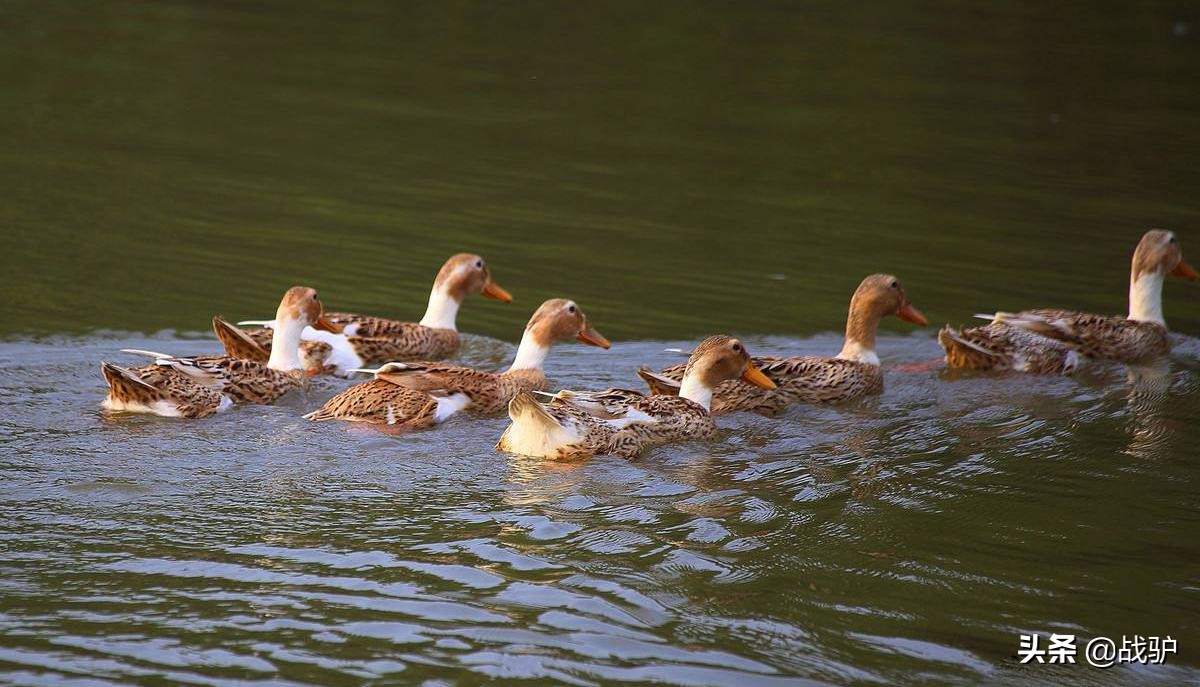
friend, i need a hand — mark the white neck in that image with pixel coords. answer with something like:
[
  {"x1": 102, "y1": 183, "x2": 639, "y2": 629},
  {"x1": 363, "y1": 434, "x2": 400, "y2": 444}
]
[
  {"x1": 508, "y1": 330, "x2": 550, "y2": 371},
  {"x1": 419, "y1": 287, "x2": 461, "y2": 330},
  {"x1": 1128, "y1": 270, "x2": 1165, "y2": 326},
  {"x1": 678, "y1": 374, "x2": 714, "y2": 411},
  {"x1": 267, "y1": 316, "x2": 306, "y2": 371},
  {"x1": 836, "y1": 341, "x2": 880, "y2": 366}
]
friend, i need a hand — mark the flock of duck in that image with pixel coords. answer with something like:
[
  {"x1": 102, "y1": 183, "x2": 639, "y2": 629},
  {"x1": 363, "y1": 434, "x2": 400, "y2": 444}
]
[{"x1": 100, "y1": 229, "x2": 1195, "y2": 459}]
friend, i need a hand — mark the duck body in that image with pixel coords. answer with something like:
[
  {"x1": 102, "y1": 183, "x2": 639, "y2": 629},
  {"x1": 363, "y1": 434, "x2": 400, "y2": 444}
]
[
  {"x1": 499, "y1": 389, "x2": 719, "y2": 460},
  {"x1": 238, "y1": 253, "x2": 511, "y2": 376},
  {"x1": 639, "y1": 274, "x2": 926, "y2": 414},
  {"x1": 304, "y1": 365, "x2": 545, "y2": 428},
  {"x1": 100, "y1": 362, "x2": 232, "y2": 419},
  {"x1": 103, "y1": 355, "x2": 306, "y2": 416},
  {"x1": 101, "y1": 287, "x2": 340, "y2": 418},
  {"x1": 939, "y1": 230, "x2": 1196, "y2": 374},
  {"x1": 305, "y1": 299, "x2": 609, "y2": 429},
  {"x1": 990, "y1": 309, "x2": 1169, "y2": 363},
  {"x1": 240, "y1": 316, "x2": 458, "y2": 373},
  {"x1": 938, "y1": 319, "x2": 1077, "y2": 374},
  {"x1": 642, "y1": 355, "x2": 883, "y2": 415},
  {"x1": 499, "y1": 335, "x2": 776, "y2": 460}
]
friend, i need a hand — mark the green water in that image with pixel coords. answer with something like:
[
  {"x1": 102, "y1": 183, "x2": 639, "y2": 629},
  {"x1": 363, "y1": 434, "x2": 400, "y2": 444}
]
[{"x1": 2, "y1": 1, "x2": 1199, "y2": 685}]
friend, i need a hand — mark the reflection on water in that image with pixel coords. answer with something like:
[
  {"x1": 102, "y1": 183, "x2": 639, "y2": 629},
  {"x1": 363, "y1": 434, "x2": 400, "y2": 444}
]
[
  {"x1": 1124, "y1": 357, "x2": 1174, "y2": 460},
  {"x1": 1, "y1": 333, "x2": 1198, "y2": 685}
]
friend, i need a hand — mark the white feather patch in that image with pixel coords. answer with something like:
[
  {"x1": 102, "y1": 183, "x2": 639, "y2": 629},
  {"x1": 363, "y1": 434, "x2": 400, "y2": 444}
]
[{"x1": 432, "y1": 393, "x2": 471, "y2": 423}]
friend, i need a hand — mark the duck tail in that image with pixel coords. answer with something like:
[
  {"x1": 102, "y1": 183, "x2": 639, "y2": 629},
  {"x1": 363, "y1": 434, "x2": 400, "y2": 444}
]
[
  {"x1": 637, "y1": 367, "x2": 681, "y2": 396},
  {"x1": 213, "y1": 316, "x2": 269, "y2": 363},
  {"x1": 101, "y1": 362, "x2": 163, "y2": 399},
  {"x1": 507, "y1": 390, "x2": 559, "y2": 427},
  {"x1": 302, "y1": 406, "x2": 337, "y2": 422},
  {"x1": 938, "y1": 325, "x2": 1004, "y2": 370}
]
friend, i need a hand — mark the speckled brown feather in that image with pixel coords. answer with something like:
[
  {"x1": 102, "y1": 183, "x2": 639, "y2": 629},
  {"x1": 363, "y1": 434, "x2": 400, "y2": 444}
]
[
  {"x1": 938, "y1": 321, "x2": 1075, "y2": 374},
  {"x1": 213, "y1": 317, "x2": 269, "y2": 363},
  {"x1": 101, "y1": 362, "x2": 226, "y2": 419},
  {"x1": 242, "y1": 318, "x2": 460, "y2": 368},
  {"x1": 304, "y1": 379, "x2": 440, "y2": 427},
  {"x1": 141, "y1": 355, "x2": 308, "y2": 405},
  {"x1": 305, "y1": 364, "x2": 546, "y2": 425},
  {"x1": 498, "y1": 390, "x2": 715, "y2": 460},
  {"x1": 239, "y1": 328, "x2": 333, "y2": 374},
  {"x1": 644, "y1": 355, "x2": 884, "y2": 414},
  {"x1": 1001, "y1": 308, "x2": 1170, "y2": 363}
]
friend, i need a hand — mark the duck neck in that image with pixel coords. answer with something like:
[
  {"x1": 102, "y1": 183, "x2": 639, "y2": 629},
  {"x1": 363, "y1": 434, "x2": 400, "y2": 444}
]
[
  {"x1": 419, "y1": 287, "x2": 461, "y2": 330},
  {"x1": 678, "y1": 374, "x2": 714, "y2": 411},
  {"x1": 508, "y1": 329, "x2": 550, "y2": 371},
  {"x1": 267, "y1": 316, "x2": 306, "y2": 371},
  {"x1": 1128, "y1": 269, "x2": 1166, "y2": 326},
  {"x1": 836, "y1": 306, "x2": 882, "y2": 366}
]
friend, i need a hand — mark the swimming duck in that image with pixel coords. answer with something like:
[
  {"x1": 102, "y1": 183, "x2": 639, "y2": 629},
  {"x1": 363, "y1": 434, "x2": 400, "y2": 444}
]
[
  {"x1": 497, "y1": 335, "x2": 776, "y2": 460},
  {"x1": 940, "y1": 229, "x2": 1197, "y2": 373},
  {"x1": 239, "y1": 253, "x2": 512, "y2": 375},
  {"x1": 638, "y1": 275, "x2": 927, "y2": 414},
  {"x1": 100, "y1": 286, "x2": 341, "y2": 418},
  {"x1": 212, "y1": 315, "x2": 338, "y2": 377},
  {"x1": 303, "y1": 299, "x2": 610, "y2": 429}
]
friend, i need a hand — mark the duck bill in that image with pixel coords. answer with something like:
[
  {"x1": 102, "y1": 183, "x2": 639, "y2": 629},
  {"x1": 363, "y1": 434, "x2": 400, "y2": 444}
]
[
  {"x1": 741, "y1": 364, "x2": 777, "y2": 390},
  {"x1": 1171, "y1": 259, "x2": 1199, "y2": 281},
  {"x1": 897, "y1": 303, "x2": 929, "y2": 326},
  {"x1": 576, "y1": 324, "x2": 611, "y2": 349},
  {"x1": 314, "y1": 316, "x2": 345, "y2": 333},
  {"x1": 482, "y1": 279, "x2": 513, "y2": 302}
]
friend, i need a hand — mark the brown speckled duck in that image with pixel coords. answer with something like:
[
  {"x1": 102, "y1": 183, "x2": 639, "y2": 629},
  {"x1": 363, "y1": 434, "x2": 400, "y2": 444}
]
[
  {"x1": 101, "y1": 287, "x2": 342, "y2": 418},
  {"x1": 238, "y1": 254, "x2": 512, "y2": 376},
  {"x1": 638, "y1": 275, "x2": 927, "y2": 414},
  {"x1": 497, "y1": 335, "x2": 776, "y2": 460},
  {"x1": 940, "y1": 229, "x2": 1197, "y2": 373},
  {"x1": 303, "y1": 299, "x2": 610, "y2": 429}
]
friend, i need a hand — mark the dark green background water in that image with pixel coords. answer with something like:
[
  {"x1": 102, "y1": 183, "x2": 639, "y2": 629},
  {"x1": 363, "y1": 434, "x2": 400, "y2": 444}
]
[
  {"x1": 3, "y1": 0, "x2": 1199, "y2": 340},
  {"x1": 2, "y1": 1, "x2": 1199, "y2": 685}
]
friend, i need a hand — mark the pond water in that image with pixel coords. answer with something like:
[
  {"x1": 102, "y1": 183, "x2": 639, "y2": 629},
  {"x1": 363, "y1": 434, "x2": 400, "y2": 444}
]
[{"x1": 2, "y1": 1, "x2": 1199, "y2": 685}]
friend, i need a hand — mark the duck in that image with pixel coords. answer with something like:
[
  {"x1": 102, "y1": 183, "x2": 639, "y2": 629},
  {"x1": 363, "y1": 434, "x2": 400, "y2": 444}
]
[
  {"x1": 940, "y1": 229, "x2": 1197, "y2": 373},
  {"x1": 238, "y1": 253, "x2": 512, "y2": 376},
  {"x1": 211, "y1": 315, "x2": 336, "y2": 377},
  {"x1": 637, "y1": 274, "x2": 927, "y2": 415},
  {"x1": 100, "y1": 286, "x2": 342, "y2": 418},
  {"x1": 303, "y1": 299, "x2": 610, "y2": 429},
  {"x1": 497, "y1": 335, "x2": 776, "y2": 460}
]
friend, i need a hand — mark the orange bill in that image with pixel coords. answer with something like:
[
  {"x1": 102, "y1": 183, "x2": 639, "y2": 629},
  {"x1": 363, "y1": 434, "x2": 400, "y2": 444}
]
[
  {"x1": 576, "y1": 324, "x2": 611, "y2": 349},
  {"x1": 482, "y1": 279, "x2": 513, "y2": 302},
  {"x1": 1172, "y1": 259, "x2": 1199, "y2": 281},
  {"x1": 314, "y1": 316, "x2": 345, "y2": 333},
  {"x1": 898, "y1": 303, "x2": 929, "y2": 326},
  {"x1": 741, "y1": 364, "x2": 777, "y2": 390}
]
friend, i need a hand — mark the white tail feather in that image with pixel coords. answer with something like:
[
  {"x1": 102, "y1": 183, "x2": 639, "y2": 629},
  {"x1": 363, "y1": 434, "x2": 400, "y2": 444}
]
[
  {"x1": 432, "y1": 392, "x2": 472, "y2": 423},
  {"x1": 120, "y1": 348, "x2": 173, "y2": 359}
]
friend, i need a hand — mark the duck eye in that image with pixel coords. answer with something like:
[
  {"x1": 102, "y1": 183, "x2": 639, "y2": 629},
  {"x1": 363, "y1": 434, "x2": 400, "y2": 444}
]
[
  {"x1": 475, "y1": 260, "x2": 483, "y2": 268},
  {"x1": 732, "y1": 343, "x2": 741, "y2": 352},
  {"x1": 890, "y1": 281, "x2": 899, "y2": 289},
  {"x1": 568, "y1": 305, "x2": 576, "y2": 313},
  {"x1": 312, "y1": 292, "x2": 318, "y2": 300}
]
